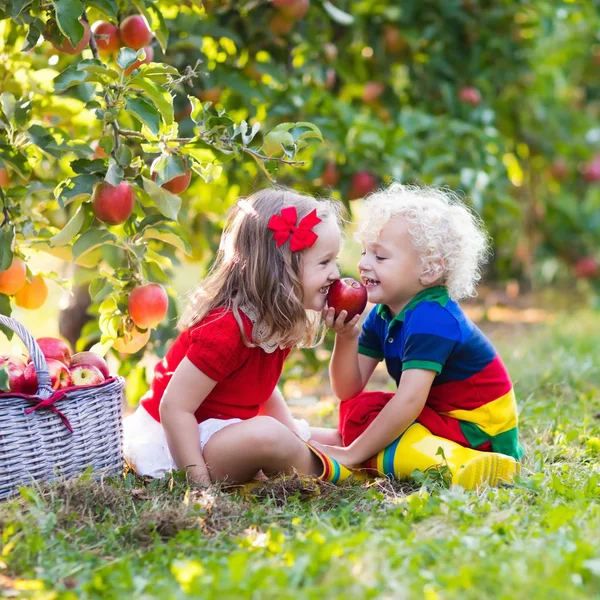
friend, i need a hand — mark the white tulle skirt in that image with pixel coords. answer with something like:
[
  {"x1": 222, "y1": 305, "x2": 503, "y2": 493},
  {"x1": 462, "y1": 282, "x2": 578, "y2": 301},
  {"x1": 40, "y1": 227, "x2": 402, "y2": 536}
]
[{"x1": 123, "y1": 404, "x2": 311, "y2": 479}]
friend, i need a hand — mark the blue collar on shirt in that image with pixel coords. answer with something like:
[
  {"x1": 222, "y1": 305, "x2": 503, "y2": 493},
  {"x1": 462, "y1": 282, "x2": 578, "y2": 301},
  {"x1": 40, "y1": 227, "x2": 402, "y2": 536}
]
[{"x1": 375, "y1": 286, "x2": 450, "y2": 326}]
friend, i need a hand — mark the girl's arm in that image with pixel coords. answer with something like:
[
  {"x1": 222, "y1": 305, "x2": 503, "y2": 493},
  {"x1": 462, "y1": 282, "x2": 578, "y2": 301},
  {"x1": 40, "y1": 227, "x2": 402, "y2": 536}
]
[
  {"x1": 313, "y1": 369, "x2": 436, "y2": 466},
  {"x1": 159, "y1": 356, "x2": 218, "y2": 487},
  {"x1": 324, "y1": 307, "x2": 379, "y2": 400}
]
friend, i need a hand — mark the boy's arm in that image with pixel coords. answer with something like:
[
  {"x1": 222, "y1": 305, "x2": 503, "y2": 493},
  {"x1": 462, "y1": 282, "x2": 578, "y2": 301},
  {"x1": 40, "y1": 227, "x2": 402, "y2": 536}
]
[
  {"x1": 313, "y1": 369, "x2": 436, "y2": 466},
  {"x1": 325, "y1": 307, "x2": 379, "y2": 400},
  {"x1": 159, "y1": 357, "x2": 217, "y2": 487}
]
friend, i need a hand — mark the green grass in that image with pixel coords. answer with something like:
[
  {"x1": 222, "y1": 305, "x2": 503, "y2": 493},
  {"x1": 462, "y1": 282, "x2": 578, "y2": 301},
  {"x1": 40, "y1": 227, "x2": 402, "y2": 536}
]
[{"x1": 1, "y1": 309, "x2": 600, "y2": 599}]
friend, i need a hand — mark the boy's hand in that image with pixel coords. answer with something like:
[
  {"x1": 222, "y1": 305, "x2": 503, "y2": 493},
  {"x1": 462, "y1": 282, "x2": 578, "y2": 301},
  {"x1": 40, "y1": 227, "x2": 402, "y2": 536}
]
[
  {"x1": 310, "y1": 440, "x2": 360, "y2": 469},
  {"x1": 321, "y1": 307, "x2": 361, "y2": 339}
]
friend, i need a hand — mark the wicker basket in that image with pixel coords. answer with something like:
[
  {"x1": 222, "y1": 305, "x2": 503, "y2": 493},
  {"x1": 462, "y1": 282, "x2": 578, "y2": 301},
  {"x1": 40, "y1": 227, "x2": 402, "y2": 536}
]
[{"x1": 0, "y1": 315, "x2": 125, "y2": 500}]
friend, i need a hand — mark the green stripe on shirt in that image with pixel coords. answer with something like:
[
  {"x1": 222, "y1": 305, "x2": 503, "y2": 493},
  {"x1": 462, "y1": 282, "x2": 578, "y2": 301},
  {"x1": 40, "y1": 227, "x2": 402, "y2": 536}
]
[{"x1": 402, "y1": 359, "x2": 442, "y2": 373}]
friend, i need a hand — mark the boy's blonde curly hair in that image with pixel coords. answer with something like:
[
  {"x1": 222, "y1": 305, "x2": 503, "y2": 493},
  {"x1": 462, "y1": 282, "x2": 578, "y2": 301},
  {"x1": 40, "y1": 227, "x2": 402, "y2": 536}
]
[{"x1": 356, "y1": 184, "x2": 491, "y2": 300}]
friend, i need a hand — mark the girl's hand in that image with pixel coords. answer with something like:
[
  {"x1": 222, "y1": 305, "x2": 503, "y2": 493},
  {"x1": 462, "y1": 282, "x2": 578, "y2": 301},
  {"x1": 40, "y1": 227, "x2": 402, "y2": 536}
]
[
  {"x1": 310, "y1": 440, "x2": 360, "y2": 469},
  {"x1": 321, "y1": 307, "x2": 361, "y2": 339},
  {"x1": 186, "y1": 465, "x2": 212, "y2": 488}
]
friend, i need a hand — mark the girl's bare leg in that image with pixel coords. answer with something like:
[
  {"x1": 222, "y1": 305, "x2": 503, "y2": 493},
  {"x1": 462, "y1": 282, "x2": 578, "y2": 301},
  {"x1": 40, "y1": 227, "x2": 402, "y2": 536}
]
[
  {"x1": 309, "y1": 427, "x2": 342, "y2": 445},
  {"x1": 202, "y1": 416, "x2": 322, "y2": 484}
]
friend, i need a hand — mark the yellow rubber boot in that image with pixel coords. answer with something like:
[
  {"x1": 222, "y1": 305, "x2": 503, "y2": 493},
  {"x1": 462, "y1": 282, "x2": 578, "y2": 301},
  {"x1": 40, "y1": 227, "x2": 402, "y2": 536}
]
[
  {"x1": 362, "y1": 423, "x2": 519, "y2": 490},
  {"x1": 305, "y1": 443, "x2": 365, "y2": 484}
]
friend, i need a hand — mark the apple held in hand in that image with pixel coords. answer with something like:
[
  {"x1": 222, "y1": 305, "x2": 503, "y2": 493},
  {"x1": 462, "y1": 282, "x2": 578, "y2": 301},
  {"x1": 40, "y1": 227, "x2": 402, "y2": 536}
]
[
  {"x1": 36, "y1": 337, "x2": 72, "y2": 366},
  {"x1": 70, "y1": 364, "x2": 105, "y2": 387},
  {"x1": 70, "y1": 351, "x2": 110, "y2": 379},
  {"x1": 327, "y1": 278, "x2": 368, "y2": 322}
]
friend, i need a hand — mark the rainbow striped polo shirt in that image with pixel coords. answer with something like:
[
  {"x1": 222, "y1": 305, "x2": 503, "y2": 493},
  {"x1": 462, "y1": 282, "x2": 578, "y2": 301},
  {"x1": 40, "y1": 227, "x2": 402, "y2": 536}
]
[{"x1": 358, "y1": 286, "x2": 523, "y2": 460}]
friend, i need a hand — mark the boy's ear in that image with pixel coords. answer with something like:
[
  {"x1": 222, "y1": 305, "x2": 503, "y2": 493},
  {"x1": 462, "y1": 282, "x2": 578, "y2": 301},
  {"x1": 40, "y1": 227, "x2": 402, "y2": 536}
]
[{"x1": 420, "y1": 258, "x2": 445, "y2": 286}]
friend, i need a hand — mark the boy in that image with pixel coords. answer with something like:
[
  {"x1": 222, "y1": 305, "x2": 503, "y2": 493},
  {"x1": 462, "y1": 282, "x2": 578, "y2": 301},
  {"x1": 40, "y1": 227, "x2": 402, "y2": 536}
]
[{"x1": 316, "y1": 184, "x2": 523, "y2": 489}]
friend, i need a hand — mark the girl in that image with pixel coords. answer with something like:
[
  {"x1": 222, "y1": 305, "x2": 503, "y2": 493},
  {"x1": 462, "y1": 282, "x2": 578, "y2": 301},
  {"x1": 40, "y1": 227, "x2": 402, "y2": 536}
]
[{"x1": 124, "y1": 187, "x2": 351, "y2": 487}]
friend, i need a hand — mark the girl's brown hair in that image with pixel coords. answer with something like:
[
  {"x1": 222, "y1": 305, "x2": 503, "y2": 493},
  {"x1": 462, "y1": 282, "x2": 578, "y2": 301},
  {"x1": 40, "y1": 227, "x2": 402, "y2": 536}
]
[{"x1": 178, "y1": 187, "x2": 343, "y2": 348}]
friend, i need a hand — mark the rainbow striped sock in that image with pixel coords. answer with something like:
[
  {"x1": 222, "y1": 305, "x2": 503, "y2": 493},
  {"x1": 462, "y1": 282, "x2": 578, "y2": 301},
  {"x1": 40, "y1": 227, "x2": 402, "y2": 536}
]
[{"x1": 305, "y1": 443, "x2": 357, "y2": 484}]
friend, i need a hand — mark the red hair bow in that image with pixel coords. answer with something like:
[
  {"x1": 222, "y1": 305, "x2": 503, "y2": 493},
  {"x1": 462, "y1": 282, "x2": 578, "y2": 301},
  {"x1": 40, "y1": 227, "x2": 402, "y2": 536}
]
[{"x1": 268, "y1": 207, "x2": 322, "y2": 252}]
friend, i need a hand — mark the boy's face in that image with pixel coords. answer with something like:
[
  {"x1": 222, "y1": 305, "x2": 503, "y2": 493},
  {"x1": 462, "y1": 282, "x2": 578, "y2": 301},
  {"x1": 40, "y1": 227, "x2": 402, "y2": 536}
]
[
  {"x1": 301, "y1": 216, "x2": 341, "y2": 311},
  {"x1": 358, "y1": 217, "x2": 425, "y2": 316}
]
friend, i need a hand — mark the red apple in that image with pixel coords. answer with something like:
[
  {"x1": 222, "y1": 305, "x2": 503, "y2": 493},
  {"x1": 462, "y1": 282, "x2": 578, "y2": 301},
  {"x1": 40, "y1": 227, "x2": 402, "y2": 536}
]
[
  {"x1": 348, "y1": 171, "x2": 378, "y2": 200},
  {"x1": 550, "y1": 158, "x2": 568, "y2": 181},
  {"x1": 70, "y1": 351, "x2": 110, "y2": 379},
  {"x1": 327, "y1": 278, "x2": 368, "y2": 322},
  {"x1": 269, "y1": 13, "x2": 295, "y2": 35},
  {"x1": 0, "y1": 167, "x2": 10, "y2": 188},
  {"x1": 24, "y1": 359, "x2": 72, "y2": 393},
  {"x1": 581, "y1": 156, "x2": 600, "y2": 183},
  {"x1": 70, "y1": 364, "x2": 105, "y2": 387},
  {"x1": 384, "y1": 25, "x2": 407, "y2": 54},
  {"x1": 129, "y1": 283, "x2": 169, "y2": 329},
  {"x1": 363, "y1": 82, "x2": 385, "y2": 103},
  {"x1": 93, "y1": 21, "x2": 121, "y2": 55},
  {"x1": 152, "y1": 168, "x2": 191, "y2": 194},
  {"x1": 45, "y1": 19, "x2": 91, "y2": 55},
  {"x1": 574, "y1": 256, "x2": 599, "y2": 279},
  {"x1": 91, "y1": 181, "x2": 135, "y2": 225},
  {"x1": 322, "y1": 161, "x2": 340, "y2": 187},
  {"x1": 119, "y1": 15, "x2": 153, "y2": 50},
  {"x1": 0, "y1": 356, "x2": 27, "y2": 393},
  {"x1": 36, "y1": 337, "x2": 72, "y2": 366},
  {"x1": 277, "y1": 0, "x2": 309, "y2": 19},
  {"x1": 458, "y1": 86, "x2": 482, "y2": 106}
]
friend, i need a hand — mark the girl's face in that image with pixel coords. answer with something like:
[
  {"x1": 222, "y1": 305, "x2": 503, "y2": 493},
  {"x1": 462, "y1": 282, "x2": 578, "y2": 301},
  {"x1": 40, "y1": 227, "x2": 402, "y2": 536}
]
[{"x1": 300, "y1": 217, "x2": 341, "y2": 311}]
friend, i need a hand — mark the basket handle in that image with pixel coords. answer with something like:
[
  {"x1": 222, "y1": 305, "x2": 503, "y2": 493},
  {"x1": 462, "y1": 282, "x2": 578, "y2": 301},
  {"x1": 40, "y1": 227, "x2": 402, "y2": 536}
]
[{"x1": 0, "y1": 315, "x2": 53, "y2": 399}]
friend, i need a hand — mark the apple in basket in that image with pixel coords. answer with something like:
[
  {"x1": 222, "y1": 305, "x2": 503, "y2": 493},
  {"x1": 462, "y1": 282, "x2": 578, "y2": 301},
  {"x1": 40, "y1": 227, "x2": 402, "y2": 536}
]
[
  {"x1": 70, "y1": 351, "x2": 110, "y2": 379},
  {"x1": 70, "y1": 364, "x2": 105, "y2": 386},
  {"x1": 35, "y1": 337, "x2": 72, "y2": 366},
  {"x1": 0, "y1": 356, "x2": 27, "y2": 393},
  {"x1": 326, "y1": 278, "x2": 368, "y2": 322},
  {"x1": 23, "y1": 358, "x2": 72, "y2": 393}
]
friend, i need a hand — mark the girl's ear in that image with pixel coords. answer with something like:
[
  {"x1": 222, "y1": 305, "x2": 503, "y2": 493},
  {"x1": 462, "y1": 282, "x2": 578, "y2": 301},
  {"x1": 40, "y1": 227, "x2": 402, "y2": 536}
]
[{"x1": 420, "y1": 258, "x2": 445, "y2": 286}]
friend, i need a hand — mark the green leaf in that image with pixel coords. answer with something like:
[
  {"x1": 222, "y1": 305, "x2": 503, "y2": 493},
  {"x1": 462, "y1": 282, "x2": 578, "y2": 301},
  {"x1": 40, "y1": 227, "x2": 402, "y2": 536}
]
[
  {"x1": 0, "y1": 365, "x2": 8, "y2": 392},
  {"x1": 53, "y1": 64, "x2": 89, "y2": 91},
  {"x1": 49, "y1": 204, "x2": 86, "y2": 246},
  {"x1": 142, "y1": 176, "x2": 182, "y2": 221},
  {"x1": 0, "y1": 145, "x2": 31, "y2": 180},
  {"x1": 117, "y1": 47, "x2": 138, "y2": 71},
  {"x1": 56, "y1": 173, "x2": 102, "y2": 207},
  {"x1": 23, "y1": 18, "x2": 45, "y2": 52},
  {"x1": 104, "y1": 160, "x2": 124, "y2": 186},
  {"x1": 322, "y1": 1, "x2": 354, "y2": 25},
  {"x1": 86, "y1": 0, "x2": 118, "y2": 20},
  {"x1": 141, "y1": 226, "x2": 192, "y2": 256},
  {"x1": 128, "y1": 77, "x2": 173, "y2": 126},
  {"x1": 89, "y1": 277, "x2": 109, "y2": 299},
  {"x1": 51, "y1": 0, "x2": 85, "y2": 46},
  {"x1": 28, "y1": 125, "x2": 70, "y2": 158},
  {"x1": 125, "y1": 97, "x2": 161, "y2": 136},
  {"x1": 0, "y1": 294, "x2": 13, "y2": 339},
  {"x1": 0, "y1": 228, "x2": 14, "y2": 271},
  {"x1": 141, "y1": 259, "x2": 169, "y2": 284},
  {"x1": 72, "y1": 228, "x2": 117, "y2": 260},
  {"x1": 151, "y1": 154, "x2": 185, "y2": 186},
  {"x1": 0, "y1": 93, "x2": 16, "y2": 121}
]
